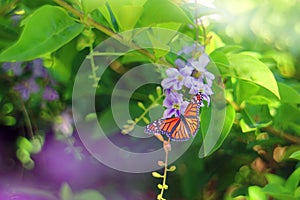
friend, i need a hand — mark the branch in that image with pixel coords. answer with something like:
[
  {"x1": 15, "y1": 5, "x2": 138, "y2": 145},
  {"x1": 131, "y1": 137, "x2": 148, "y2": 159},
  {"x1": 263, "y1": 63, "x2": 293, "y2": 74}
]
[
  {"x1": 52, "y1": 0, "x2": 171, "y2": 66},
  {"x1": 263, "y1": 126, "x2": 300, "y2": 144},
  {"x1": 227, "y1": 99, "x2": 300, "y2": 144}
]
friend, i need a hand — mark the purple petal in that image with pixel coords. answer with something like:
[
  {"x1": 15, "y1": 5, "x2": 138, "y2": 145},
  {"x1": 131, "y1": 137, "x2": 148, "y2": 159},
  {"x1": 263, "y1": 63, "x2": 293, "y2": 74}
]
[
  {"x1": 183, "y1": 76, "x2": 193, "y2": 88},
  {"x1": 161, "y1": 77, "x2": 177, "y2": 89},
  {"x1": 163, "y1": 108, "x2": 175, "y2": 118},
  {"x1": 174, "y1": 109, "x2": 180, "y2": 117},
  {"x1": 163, "y1": 95, "x2": 174, "y2": 107},
  {"x1": 13, "y1": 79, "x2": 39, "y2": 101},
  {"x1": 174, "y1": 59, "x2": 186, "y2": 68},
  {"x1": 2, "y1": 62, "x2": 23, "y2": 76},
  {"x1": 28, "y1": 79, "x2": 40, "y2": 93},
  {"x1": 181, "y1": 45, "x2": 194, "y2": 55},
  {"x1": 43, "y1": 87, "x2": 59, "y2": 101},
  {"x1": 14, "y1": 83, "x2": 29, "y2": 100},
  {"x1": 171, "y1": 91, "x2": 183, "y2": 103},
  {"x1": 32, "y1": 59, "x2": 48, "y2": 78},
  {"x1": 165, "y1": 68, "x2": 179, "y2": 77},
  {"x1": 197, "y1": 53, "x2": 210, "y2": 69},
  {"x1": 173, "y1": 81, "x2": 183, "y2": 90},
  {"x1": 179, "y1": 66, "x2": 193, "y2": 76}
]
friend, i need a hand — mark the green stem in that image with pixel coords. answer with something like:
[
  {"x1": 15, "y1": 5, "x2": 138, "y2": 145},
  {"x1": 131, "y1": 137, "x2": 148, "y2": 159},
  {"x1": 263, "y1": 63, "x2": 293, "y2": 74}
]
[
  {"x1": 52, "y1": 0, "x2": 173, "y2": 68},
  {"x1": 134, "y1": 94, "x2": 163, "y2": 124},
  {"x1": 21, "y1": 103, "x2": 34, "y2": 138},
  {"x1": 88, "y1": 45, "x2": 100, "y2": 88},
  {"x1": 159, "y1": 141, "x2": 170, "y2": 199},
  {"x1": 0, "y1": 0, "x2": 20, "y2": 16}
]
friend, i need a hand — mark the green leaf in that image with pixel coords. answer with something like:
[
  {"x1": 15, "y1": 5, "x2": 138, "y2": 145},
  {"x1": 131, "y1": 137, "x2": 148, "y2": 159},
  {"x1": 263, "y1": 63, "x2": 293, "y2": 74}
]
[
  {"x1": 97, "y1": 5, "x2": 116, "y2": 32},
  {"x1": 1, "y1": 103, "x2": 13, "y2": 114},
  {"x1": 157, "y1": 184, "x2": 163, "y2": 189},
  {"x1": 17, "y1": 136, "x2": 33, "y2": 152},
  {"x1": 85, "y1": 113, "x2": 98, "y2": 122},
  {"x1": 289, "y1": 151, "x2": 300, "y2": 160},
  {"x1": 285, "y1": 167, "x2": 300, "y2": 192},
  {"x1": 16, "y1": 148, "x2": 30, "y2": 162},
  {"x1": 139, "y1": 0, "x2": 193, "y2": 26},
  {"x1": 108, "y1": 0, "x2": 146, "y2": 30},
  {"x1": 47, "y1": 36, "x2": 79, "y2": 83},
  {"x1": 263, "y1": 183, "x2": 296, "y2": 200},
  {"x1": 273, "y1": 104, "x2": 300, "y2": 132},
  {"x1": 209, "y1": 50, "x2": 230, "y2": 75},
  {"x1": 152, "y1": 171, "x2": 163, "y2": 178},
  {"x1": 2, "y1": 115, "x2": 16, "y2": 126},
  {"x1": 74, "y1": 190, "x2": 105, "y2": 200},
  {"x1": 235, "y1": 80, "x2": 260, "y2": 104},
  {"x1": 240, "y1": 119, "x2": 257, "y2": 133},
  {"x1": 241, "y1": 104, "x2": 272, "y2": 129},
  {"x1": 82, "y1": 0, "x2": 106, "y2": 13},
  {"x1": 142, "y1": 117, "x2": 150, "y2": 124},
  {"x1": 248, "y1": 186, "x2": 267, "y2": 200},
  {"x1": 278, "y1": 82, "x2": 300, "y2": 104},
  {"x1": 295, "y1": 186, "x2": 300, "y2": 198},
  {"x1": 0, "y1": 5, "x2": 84, "y2": 61},
  {"x1": 228, "y1": 54, "x2": 280, "y2": 99},
  {"x1": 30, "y1": 135, "x2": 45, "y2": 154},
  {"x1": 147, "y1": 31, "x2": 170, "y2": 58},
  {"x1": 200, "y1": 104, "x2": 235, "y2": 156},
  {"x1": 60, "y1": 183, "x2": 74, "y2": 200},
  {"x1": 265, "y1": 173, "x2": 286, "y2": 185},
  {"x1": 205, "y1": 32, "x2": 225, "y2": 54},
  {"x1": 168, "y1": 165, "x2": 176, "y2": 172}
]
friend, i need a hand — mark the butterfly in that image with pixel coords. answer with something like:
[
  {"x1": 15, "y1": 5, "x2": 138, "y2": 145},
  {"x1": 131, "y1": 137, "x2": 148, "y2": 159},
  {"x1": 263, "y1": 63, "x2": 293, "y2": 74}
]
[{"x1": 144, "y1": 92, "x2": 203, "y2": 141}]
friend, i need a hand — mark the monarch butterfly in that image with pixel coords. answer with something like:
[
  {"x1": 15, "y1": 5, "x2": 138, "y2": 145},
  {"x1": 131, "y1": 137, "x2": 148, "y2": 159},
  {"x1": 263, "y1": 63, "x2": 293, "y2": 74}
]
[{"x1": 144, "y1": 92, "x2": 203, "y2": 141}]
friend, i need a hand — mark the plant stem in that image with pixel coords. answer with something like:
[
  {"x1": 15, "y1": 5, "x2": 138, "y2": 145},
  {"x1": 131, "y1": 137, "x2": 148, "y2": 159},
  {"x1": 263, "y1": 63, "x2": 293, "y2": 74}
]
[
  {"x1": 159, "y1": 139, "x2": 170, "y2": 199},
  {"x1": 227, "y1": 99, "x2": 300, "y2": 144},
  {"x1": 88, "y1": 45, "x2": 100, "y2": 88},
  {"x1": 21, "y1": 103, "x2": 34, "y2": 138},
  {"x1": 263, "y1": 126, "x2": 300, "y2": 144},
  {"x1": 52, "y1": 0, "x2": 171, "y2": 66},
  {"x1": 134, "y1": 94, "x2": 163, "y2": 125}
]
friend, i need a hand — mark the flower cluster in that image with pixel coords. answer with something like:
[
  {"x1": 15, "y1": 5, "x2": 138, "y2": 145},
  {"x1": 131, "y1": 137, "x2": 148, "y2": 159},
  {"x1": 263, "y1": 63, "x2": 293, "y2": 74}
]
[
  {"x1": 161, "y1": 44, "x2": 215, "y2": 118},
  {"x1": 2, "y1": 59, "x2": 59, "y2": 101}
]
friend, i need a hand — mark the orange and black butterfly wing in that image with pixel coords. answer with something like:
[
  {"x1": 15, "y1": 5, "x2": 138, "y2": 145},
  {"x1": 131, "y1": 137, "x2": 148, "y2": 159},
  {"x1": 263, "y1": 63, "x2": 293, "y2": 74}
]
[
  {"x1": 183, "y1": 116, "x2": 200, "y2": 137},
  {"x1": 144, "y1": 117, "x2": 180, "y2": 135},
  {"x1": 144, "y1": 119, "x2": 161, "y2": 134},
  {"x1": 145, "y1": 117, "x2": 192, "y2": 141},
  {"x1": 166, "y1": 118, "x2": 192, "y2": 141},
  {"x1": 145, "y1": 92, "x2": 203, "y2": 141},
  {"x1": 181, "y1": 92, "x2": 202, "y2": 137}
]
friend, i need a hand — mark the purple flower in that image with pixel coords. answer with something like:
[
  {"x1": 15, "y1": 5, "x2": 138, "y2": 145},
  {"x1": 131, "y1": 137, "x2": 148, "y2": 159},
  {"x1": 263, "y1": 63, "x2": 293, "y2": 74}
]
[
  {"x1": 190, "y1": 54, "x2": 214, "y2": 86},
  {"x1": 189, "y1": 78, "x2": 205, "y2": 95},
  {"x1": 14, "y1": 79, "x2": 40, "y2": 100},
  {"x1": 163, "y1": 91, "x2": 189, "y2": 118},
  {"x1": 200, "y1": 92, "x2": 211, "y2": 106},
  {"x1": 31, "y1": 59, "x2": 48, "y2": 78},
  {"x1": 161, "y1": 67, "x2": 193, "y2": 90},
  {"x1": 178, "y1": 44, "x2": 205, "y2": 55},
  {"x1": 43, "y1": 86, "x2": 59, "y2": 101},
  {"x1": 2, "y1": 62, "x2": 23, "y2": 76},
  {"x1": 174, "y1": 58, "x2": 186, "y2": 68},
  {"x1": 53, "y1": 110, "x2": 73, "y2": 137}
]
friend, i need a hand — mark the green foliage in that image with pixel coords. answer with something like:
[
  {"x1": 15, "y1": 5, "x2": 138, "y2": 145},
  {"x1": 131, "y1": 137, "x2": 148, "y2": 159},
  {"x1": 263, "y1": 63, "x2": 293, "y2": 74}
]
[
  {"x1": 227, "y1": 53, "x2": 280, "y2": 99},
  {"x1": 0, "y1": 0, "x2": 299, "y2": 199},
  {"x1": 60, "y1": 183, "x2": 105, "y2": 200},
  {"x1": 122, "y1": 86, "x2": 163, "y2": 134},
  {"x1": 16, "y1": 135, "x2": 44, "y2": 169},
  {"x1": 0, "y1": 5, "x2": 84, "y2": 61},
  {"x1": 0, "y1": 99, "x2": 16, "y2": 126}
]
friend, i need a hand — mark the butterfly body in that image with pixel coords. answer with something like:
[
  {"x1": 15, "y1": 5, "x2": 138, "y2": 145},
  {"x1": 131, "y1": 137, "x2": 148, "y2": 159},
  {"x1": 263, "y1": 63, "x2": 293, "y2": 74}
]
[{"x1": 145, "y1": 92, "x2": 203, "y2": 141}]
